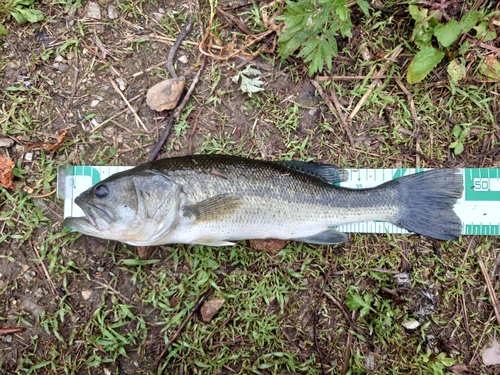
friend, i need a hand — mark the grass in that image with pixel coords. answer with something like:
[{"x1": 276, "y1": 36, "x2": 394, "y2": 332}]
[{"x1": 0, "y1": 0, "x2": 500, "y2": 374}]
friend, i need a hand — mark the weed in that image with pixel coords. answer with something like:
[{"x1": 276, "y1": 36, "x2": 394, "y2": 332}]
[{"x1": 277, "y1": 0, "x2": 370, "y2": 76}]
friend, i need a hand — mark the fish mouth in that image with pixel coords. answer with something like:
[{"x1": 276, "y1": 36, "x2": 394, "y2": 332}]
[{"x1": 75, "y1": 197, "x2": 114, "y2": 227}]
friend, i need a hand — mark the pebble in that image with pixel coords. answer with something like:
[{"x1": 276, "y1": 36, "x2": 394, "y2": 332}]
[
  {"x1": 24, "y1": 153, "x2": 33, "y2": 162},
  {"x1": 0, "y1": 138, "x2": 14, "y2": 148},
  {"x1": 115, "y1": 77, "x2": 126, "y2": 91},
  {"x1": 152, "y1": 12, "x2": 163, "y2": 22},
  {"x1": 90, "y1": 99, "x2": 100, "y2": 107},
  {"x1": 24, "y1": 270, "x2": 36, "y2": 282},
  {"x1": 178, "y1": 55, "x2": 188, "y2": 64},
  {"x1": 86, "y1": 2, "x2": 102, "y2": 20},
  {"x1": 57, "y1": 64, "x2": 70, "y2": 73},
  {"x1": 108, "y1": 4, "x2": 119, "y2": 19},
  {"x1": 81, "y1": 290, "x2": 92, "y2": 300},
  {"x1": 54, "y1": 55, "x2": 65, "y2": 63}
]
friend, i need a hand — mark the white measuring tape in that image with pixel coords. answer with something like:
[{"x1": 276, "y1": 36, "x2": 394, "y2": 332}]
[{"x1": 57, "y1": 166, "x2": 500, "y2": 235}]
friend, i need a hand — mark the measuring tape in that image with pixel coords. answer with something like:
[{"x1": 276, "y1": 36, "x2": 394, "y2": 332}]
[{"x1": 57, "y1": 166, "x2": 500, "y2": 236}]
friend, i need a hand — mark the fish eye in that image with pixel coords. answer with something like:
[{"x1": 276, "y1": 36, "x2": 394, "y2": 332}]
[{"x1": 94, "y1": 184, "x2": 109, "y2": 199}]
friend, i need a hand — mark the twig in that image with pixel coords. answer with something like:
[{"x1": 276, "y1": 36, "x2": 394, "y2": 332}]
[
  {"x1": 0, "y1": 327, "x2": 24, "y2": 335},
  {"x1": 342, "y1": 313, "x2": 355, "y2": 375},
  {"x1": 203, "y1": 310, "x2": 237, "y2": 345},
  {"x1": 347, "y1": 46, "x2": 403, "y2": 122},
  {"x1": 478, "y1": 257, "x2": 500, "y2": 327},
  {"x1": 316, "y1": 75, "x2": 388, "y2": 81},
  {"x1": 154, "y1": 264, "x2": 238, "y2": 370},
  {"x1": 148, "y1": 113, "x2": 175, "y2": 161},
  {"x1": 174, "y1": 55, "x2": 206, "y2": 121},
  {"x1": 90, "y1": 93, "x2": 143, "y2": 134},
  {"x1": 92, "y1": 279, "x2": 131, "y2": 303},
  {"x1": 32, "y1": 189, "x2": 56, "y2": 199},
  {"x1": 109, "y1": 78, "x2": 148, "y2": 131},
  {"x1": 310, "y1": 79, "x2": 354, "y2": 149},
  {"x1": 166, "y1": 15, "x2": 193, "y2": 78},
  {"x1": 321, "y1": 290, "x2": 368, "y2": 342}
]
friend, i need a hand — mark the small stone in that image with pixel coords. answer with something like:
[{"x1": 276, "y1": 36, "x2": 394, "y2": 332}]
[
  {"x1": 90, "y1": 117, "x2": 102, "y2": 127},
  {"x1": 146, "y1": 77, "x2": 185, "y2": 111},
  {"x1": 86, "y1": 2, "x2": 102, "y2": 20},
  {"x1": 24, "y1": 153, "x2": 33, "y2": 162},
  {"x1": 54, "y1": 55, "x2": 64, "y2": 63},
  {"x1": 21, "y1": 298, "x2": 45, "y2": 318},
  {"x1": 57, "y1": 64, "x2": 70, "y2": 73},
  {"x1": 81, "y1": 290, "x2": 92, "y2": 300},
  {"x1": 178, "y1": 55, "x2": 188, "y2": 64},
  {"x1": 249, "y1": 239, "x2": 289, "y2": 254},
  {"x1": 66, "y1": 52, "x2": 75, "y2": 60},
  {"x1": 158, "y1": 8, "x2": 165, "y2": 13},
  {"x1": 108, "y1": 4, "x2": 119, "y2": 19},
  {"x1": 402, "y1": 320, "x2": 420, "y2": 330},
  {"x1": 24, "y1": 270, "x2": 36, "y2": 282},
  {"x1": 90, "y1": 99, "x2": 100, "y2": 107},
  {"x1": 0, "y1": 138, "x2": 14, "y2": 148},
  {"x1": 152, "y1": 12, "x2": 163, "y2": 22},
  {"x1": 116, "y1": 77, "x2": 126, "y2": 91},
  {"x1": 200, "y1": 298, "x2": 224, "y2": 323}
]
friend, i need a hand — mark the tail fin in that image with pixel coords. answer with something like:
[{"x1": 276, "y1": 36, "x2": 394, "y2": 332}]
[{"x1": 394, "y1": 169, "x2": 463, "y2": 240}]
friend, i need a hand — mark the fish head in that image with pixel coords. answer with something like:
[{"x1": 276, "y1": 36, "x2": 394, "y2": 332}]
[{"x1": 63, "y1": 170, "x2": 181, "y2": 245}]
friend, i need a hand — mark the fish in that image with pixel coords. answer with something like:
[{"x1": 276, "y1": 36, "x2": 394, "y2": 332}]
[{"x1": 62, "y1": 154, "x2": 464, "y2": 246}]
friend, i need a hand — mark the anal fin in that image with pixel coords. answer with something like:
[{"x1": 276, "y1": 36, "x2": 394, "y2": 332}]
[
  {"x1": 296, "y1": 229, "x2": 348, "y2": 244},
  {"x1": 194, "y1": 238, "x2": 236, "y2": 246}
]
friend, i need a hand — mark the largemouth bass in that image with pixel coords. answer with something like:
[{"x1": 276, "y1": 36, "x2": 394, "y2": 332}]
[{"x1": 63, "y1": 155, "x2": 463, "y2": 246}]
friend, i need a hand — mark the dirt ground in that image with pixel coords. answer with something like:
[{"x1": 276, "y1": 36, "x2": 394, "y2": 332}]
[{"x1": 1, "y1": 0, "x2": 500, "y2": 374}]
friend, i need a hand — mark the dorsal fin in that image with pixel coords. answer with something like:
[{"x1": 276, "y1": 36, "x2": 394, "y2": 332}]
[{"x1": 276, "y1": 161, "x2": 349, "y2": 184}]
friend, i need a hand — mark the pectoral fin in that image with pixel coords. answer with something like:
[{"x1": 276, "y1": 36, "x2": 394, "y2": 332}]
[
  {"x1": 297, "y1": 229, "x2": 348, "y2": 244},
  {"x1": 184, "y1": 194, "x2": 242, "y2": 222}
]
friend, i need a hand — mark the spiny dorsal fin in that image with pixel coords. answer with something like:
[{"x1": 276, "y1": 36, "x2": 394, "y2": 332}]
[
  {"x1": 183, "y1": 194, "x2": 242, "y2": 222},
  {"x1": 277, "y1": 161, "x2": 349, "y2": 184}
]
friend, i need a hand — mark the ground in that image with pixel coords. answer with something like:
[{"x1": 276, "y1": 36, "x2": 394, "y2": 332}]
[{"x1": 1, "y1": 0, "x2": 500, "y2": 374}]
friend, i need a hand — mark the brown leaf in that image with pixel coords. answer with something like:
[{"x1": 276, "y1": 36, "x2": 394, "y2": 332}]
[
  {"x1": 449, "y1": 364, "x2": 470, "y2": 375},
  {"x1": 28, "y1": 130, "x2": 68, "y2": 151},
  {"x1": 0, "y1": 326, "x2": 24, "y2": 335},
  {"x1": 249, "y1": 239, "x2": 289, "y2": 254},
  {"x1": 0, "y1": 154, "x2": 15, "y2": 190},
  {"x1": 200, "y1": 298, "x2": 225, "y2": 323}
]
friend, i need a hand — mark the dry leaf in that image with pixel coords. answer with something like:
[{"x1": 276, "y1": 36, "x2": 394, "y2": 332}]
[
  {"x1": 200, "y1": 298, "x2": 224, "y2": 323},
  {"x1": 449, "y1": 364, "x2": 470, "y2": 375},
  {"x1": 0, "y1": 154, "x2": 15, "y2": 190},
  {"x1": 28, "y1": 130, "x2": 68, "y2": 151},
  {"x1": 482, "y1": 339, "x2": 500, "y2": 365}
]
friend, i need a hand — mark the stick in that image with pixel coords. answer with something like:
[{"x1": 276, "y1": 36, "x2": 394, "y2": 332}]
[
  {"x1": 109, "y1": 78, "x2": 148, "y2": 131},
  {"x1": 310, "y1": 79, "x2": 354, "y2": 148},
  {"x1": 478, "y1": 257, "x2": 500, "y2": 327},
  {"x1": 148, "y1": 112, "x2": 175, "y2": 161},
  {"x1": 347, "y1": 47, "x2": 402, "y2": 122},
  {"x1": 89, "y1": 93, "x2": 143, "y2": 134}
]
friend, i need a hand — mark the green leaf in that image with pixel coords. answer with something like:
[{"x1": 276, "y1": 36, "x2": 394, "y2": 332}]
[
  {"x1": 479, "y1": 59, "x2": 500, "y2": 80},
  {"x1": 0, "y1": 24, "x2": 7, "y2": 35},
  {"x1": 447, "y1": 59, "x2": 466, "y2": 84},
  {"x1": 434, "y1": 20, "x2": 461, "y2": 47},
  {"x1": 459, "y1": 10, "x2": 480, "y2": 34},
  {"x1": 356, "y1": 0, "x2": 371, "y2": 16},
  {"x1": 16, "y1": 8, "x2": 44, "y2": 23},
  {"x1": 453, "y1": 142, "x2": 464, "y2": 155},
  {"x1": 409, "y1": 4, "x2": 428, "y2": 23},
  {"x1": 407, "y1": 46, "x2": 445, "y2": 84},
  {"x1": 452, "y1": 125, "x2": 462, "y2": 138}
]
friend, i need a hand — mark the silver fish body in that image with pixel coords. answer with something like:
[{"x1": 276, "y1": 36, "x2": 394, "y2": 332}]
[{"x1": 63, "y1": 155, "x2": 464, "y2": 246}]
